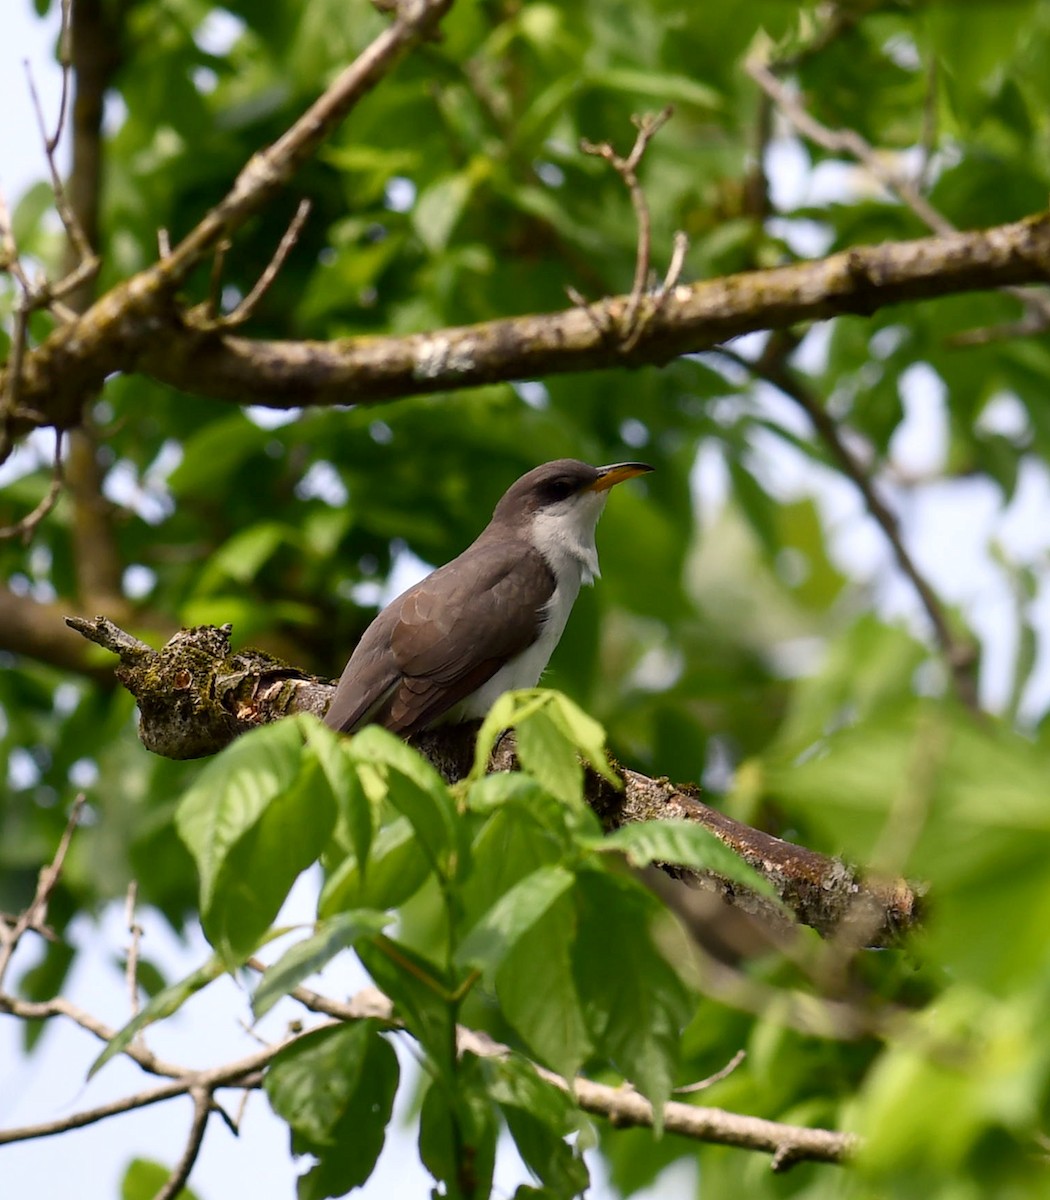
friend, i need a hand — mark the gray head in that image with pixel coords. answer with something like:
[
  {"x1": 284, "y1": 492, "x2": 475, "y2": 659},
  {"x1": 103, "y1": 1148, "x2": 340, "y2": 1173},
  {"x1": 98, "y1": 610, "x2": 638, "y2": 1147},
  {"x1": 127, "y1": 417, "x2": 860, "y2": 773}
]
[
  {"x1": 488, "y1": 458, "x2": 653, "y2": 584},
  {"x1": 491, "y1": 459, "x2": 653, "y2": 527}
]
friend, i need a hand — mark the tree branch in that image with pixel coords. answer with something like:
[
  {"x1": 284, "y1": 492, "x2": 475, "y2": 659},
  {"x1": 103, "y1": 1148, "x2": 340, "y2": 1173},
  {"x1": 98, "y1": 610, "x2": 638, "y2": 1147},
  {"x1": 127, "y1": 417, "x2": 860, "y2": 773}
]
[
  {"x1": 17, "y1": 208, "x2": 1048, "y2": 429},
  {"x1": 0, "y1": 0, "x2": 454, "y2": 438},
  {"x1": 719, "y1": 336, "x2": 980, "y2": 712},
  {"x1": 65, "y1": 616, "x2": 919, "y2": 947},
  {"x1": 286, "y1": 980, "x2": 857, "y2": 1169}
]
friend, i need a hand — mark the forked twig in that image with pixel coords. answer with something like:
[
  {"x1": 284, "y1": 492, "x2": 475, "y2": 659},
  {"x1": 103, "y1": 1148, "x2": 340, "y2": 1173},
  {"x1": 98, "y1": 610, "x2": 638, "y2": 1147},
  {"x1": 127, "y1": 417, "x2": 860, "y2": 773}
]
[
  {"x1": 0, "y1": 429, "x2": 66, "y2": 543},
  {"x1": 576, "y1": 106, "x2": 688, "y2": 350},
  {"x1": 194, "y1": 199, "x2": 313, "y2": 331},
  {"x1": 747, "y1": 53, "x2": 1050, "y2": 343}
]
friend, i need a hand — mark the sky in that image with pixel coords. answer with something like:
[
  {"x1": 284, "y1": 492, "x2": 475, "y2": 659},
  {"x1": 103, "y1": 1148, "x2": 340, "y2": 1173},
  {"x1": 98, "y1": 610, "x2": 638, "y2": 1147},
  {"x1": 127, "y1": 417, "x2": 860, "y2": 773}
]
[{"x1": 5, "y1": 4, "x2": 1050, "y2": 1200}]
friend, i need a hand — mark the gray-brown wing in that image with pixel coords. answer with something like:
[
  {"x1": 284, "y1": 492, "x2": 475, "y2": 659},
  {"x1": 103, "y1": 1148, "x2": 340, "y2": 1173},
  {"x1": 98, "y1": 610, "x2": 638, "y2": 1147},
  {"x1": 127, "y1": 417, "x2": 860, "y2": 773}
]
[{"x1": 324, "y1": 540, "x2": 554, "y2": 735}]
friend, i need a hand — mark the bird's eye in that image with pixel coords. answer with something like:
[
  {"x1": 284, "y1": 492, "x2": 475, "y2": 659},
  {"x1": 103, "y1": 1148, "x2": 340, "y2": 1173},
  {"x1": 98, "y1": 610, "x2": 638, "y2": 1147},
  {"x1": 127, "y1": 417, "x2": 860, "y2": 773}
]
[{"x1": 545, "y1": 478, "x2": 576, "y2": 502}]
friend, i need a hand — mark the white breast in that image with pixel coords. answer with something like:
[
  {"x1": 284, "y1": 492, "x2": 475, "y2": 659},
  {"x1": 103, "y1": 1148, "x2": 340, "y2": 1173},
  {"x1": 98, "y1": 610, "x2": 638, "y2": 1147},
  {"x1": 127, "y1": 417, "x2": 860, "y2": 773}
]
[{"x1": 451, "y1": 490, "x2": 607, "y2": 720}]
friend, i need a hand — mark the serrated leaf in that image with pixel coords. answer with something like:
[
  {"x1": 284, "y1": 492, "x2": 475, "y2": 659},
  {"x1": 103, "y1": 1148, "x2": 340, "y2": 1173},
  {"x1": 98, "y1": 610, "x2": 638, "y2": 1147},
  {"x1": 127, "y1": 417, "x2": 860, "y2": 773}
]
[
  {"x1": 497, "y1": 895, "x2": 591, "y2": 1080},
  {"x1": 302, "y1": 716, "x2": 375, "y2": 870},
  {"x1": 252, "y1": 910, "x2": 392, "y2": 1019},
  {"x1": 175, "y1": 719, "x2": 306, "y2": 915},
  {"x1": 266, "y1": 1022, "x2": 398, "y2": 1199},
  {"x1": 571, "y1": 871, "x2": 693, "y2": 1126},
  {"x1": 456, "y1": 865, "x2": 575, "y2": 981},
  {"x1": 202, "y1": 756, "x2": 336, "y2": 962},
  {"x1": 592, "y1": 820, "x2": 777, "y2": 898}
]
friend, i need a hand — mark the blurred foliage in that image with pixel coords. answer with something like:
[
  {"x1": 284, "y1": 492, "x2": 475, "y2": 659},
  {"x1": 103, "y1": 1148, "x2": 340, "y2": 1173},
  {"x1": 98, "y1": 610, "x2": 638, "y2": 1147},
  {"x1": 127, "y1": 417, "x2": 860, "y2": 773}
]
[{"x1": 5, "y1": 0, "x2": 1050, "y2": 1196}]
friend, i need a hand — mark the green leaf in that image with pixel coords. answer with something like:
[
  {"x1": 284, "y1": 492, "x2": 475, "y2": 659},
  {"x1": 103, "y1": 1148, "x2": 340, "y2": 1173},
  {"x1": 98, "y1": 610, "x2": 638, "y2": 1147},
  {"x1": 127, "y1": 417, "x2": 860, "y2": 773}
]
[
  {"x1": 350, "y1": 725, "x2": 460, "y2": 877},
  {"x1": 122, "y1": 1158, "x2": 200, "y2": 1200},
  {"x1": 585, "y1": 66, "x2": 720, "y2": 111},
  {"x1": 412, "y1": 169, "x2": 477, "y2": 252},
  {"x1": 486, "y1": 1055, "x2": 589, "y2": 1196},
  {"x1": 357, "y1": 936, "x2": 458, "y2": 1079},
  {"x1": 470, "y1": 689, "x2": 619, "y2": 800},
  {"x1": 497, "y1": 894, "x2": 592, "y2": 1080},
  {"x1": 91, "y1": 954, "x2": 226, "y2": 1078},
  {"x1": 318, "y1": 816, "x2": 433, "y2": 917},
  {"x1": 203, "y1": 756, "x2": 336, "y2": 962},
  {"x1": 418, "y1": 1059, "x2": 498, "y2": 1200},
  {"x1": 174, "y1": 718, "x2": 306, "y2": 916},
  {"x1": 591, "y1": 820, "x2": 778, "y2": 898},
  {"x1": 518, "y1": 708, "x2": 584, "y2": 806},
  {"x1": 572, "y1": 871, "x2": 693, "y2": 1125},
  {"x1": 456, "y1": 865, "x2": 575, "y2": 981},
  {"x1": 302, "y1": 716, "x2": 375, "y2": 870},
  {"x1": 265, "y1": 1022, "x2": 398, "y2": 1199},
  {"x1": 252, "y1": 910, "x2": 392, "y2": 1019}
]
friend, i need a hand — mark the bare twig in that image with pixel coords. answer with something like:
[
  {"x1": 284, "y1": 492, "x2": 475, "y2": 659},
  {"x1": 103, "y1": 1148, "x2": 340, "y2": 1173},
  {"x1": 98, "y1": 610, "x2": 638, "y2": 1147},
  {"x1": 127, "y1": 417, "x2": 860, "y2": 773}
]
[
  {"x1": 124, "y1": 880, "x2": 143, "y2": 1019},
  {"x1": 746, "y1": 57, "x2": 951, "y2": 235},
  {"x1": 195, "y1": 199, "x2": 313, "y2": 330},
  {"x1": 274, "y1": 977, "x2": 856, "y2": 1168},
  {"x1": 154, "y1": 1086, "x2": 212, "y2": 1200},
  {"x1": 748, "y1": 53, "x2": 1050, "y2": 341},
  {"x1": 0, "y1": 794, "x2": 85, "y2": 988},
  {"x1": 658, "y1": 230, "x2": 689, "y2": 296},
  {"x1": 718, "y1": 337, "x2": 980, "y2": 712},
  {"x1": 218, "y1": 199, "x2": 313, "y2": 327},
  {"x1": 24, "y1": 0, "x2": 100, "y2": 303},
  {"x1": 205, "y1": 239, "x2": 232, "y2": 322},
  {"x1": 0, "y1": 429, "x2": 65, "y2": 543},
  {"x1": 675, "y1": 1049, "x2": 747, "y2": 1094},
  {"x1": 579, "y1": 106, "x2": 688, "y2": 348}
]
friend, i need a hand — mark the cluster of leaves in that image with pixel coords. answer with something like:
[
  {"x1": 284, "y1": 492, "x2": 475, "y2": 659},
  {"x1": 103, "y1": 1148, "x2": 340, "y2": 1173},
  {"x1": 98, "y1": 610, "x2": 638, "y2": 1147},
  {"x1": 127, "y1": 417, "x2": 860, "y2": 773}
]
[
  {"x1": 93, "y1": 692, "x2": 765, "y2": 1199},
  {"x1": 6, "y1": 0, "x2": 1050, "y2": 1196}
]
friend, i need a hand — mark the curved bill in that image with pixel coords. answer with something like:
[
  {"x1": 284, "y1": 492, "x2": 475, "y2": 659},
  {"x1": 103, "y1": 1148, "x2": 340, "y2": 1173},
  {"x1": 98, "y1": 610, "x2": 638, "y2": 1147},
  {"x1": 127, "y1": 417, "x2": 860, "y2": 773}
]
[{"x1": 587, "y1": 461, "x2": 655, "y2": 492}]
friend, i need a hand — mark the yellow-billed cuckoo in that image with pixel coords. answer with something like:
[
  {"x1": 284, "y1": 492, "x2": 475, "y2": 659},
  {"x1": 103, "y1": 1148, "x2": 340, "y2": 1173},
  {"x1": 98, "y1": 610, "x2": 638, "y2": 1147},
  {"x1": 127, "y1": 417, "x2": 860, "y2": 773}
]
[{"x1": 324, "y1": 459, "x2": 652, "y2": 735}]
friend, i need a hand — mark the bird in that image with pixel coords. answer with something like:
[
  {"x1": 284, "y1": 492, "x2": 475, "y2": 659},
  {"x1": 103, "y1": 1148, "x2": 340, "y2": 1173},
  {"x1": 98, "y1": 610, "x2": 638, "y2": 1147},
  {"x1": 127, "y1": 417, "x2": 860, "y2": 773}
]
[{"x1": 324, "y1": 458, "x2": 653, "y2": 736}]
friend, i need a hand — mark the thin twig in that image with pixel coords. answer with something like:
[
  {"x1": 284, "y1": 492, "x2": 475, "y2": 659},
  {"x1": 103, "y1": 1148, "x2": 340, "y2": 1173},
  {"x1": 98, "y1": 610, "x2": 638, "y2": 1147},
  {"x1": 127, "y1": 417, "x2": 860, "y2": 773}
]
[
  {"x1": 675, "y1": 1049, "x2": 747, "y2": 1094},
  {"x1": 0, "y1": 429, "x2": 65, "y2": 543},
  {"x1": 580, "y1": 105, "x2": 675, "y2": 340},
  {"x1": 124, "y1": 880, "x2": 143, "y2": 1019},
  {"x1": 205, "y1": 239, "x2": 232, "y2": 321},
  {"x1": 718, "y1": 338, "x2": 980, "y2": 712},
  {"x1": 658, "y1": 230, "x2": 689, "y2": 297},
  {"x1": 218, "y1": 199, "x2": 312, "y2": 327},
  {"x1": 24, "y1": 11, "x2": 99, "y2": 287},
  {"x1": 272, "y1": 975, "x2": 856, "y2": 1168},
  {"x1": 0, "y1": 794, "x2": 85, "y2": 988},
  {"x1": 748, "y1": 53, "x2": 1050, "y2": 341},
  {"x1": 154, "y1": 1086, "x2": 212, "y2": 1200},
  {"x1": 746, "y1": 57, "x2": 952, "y2": 235}
]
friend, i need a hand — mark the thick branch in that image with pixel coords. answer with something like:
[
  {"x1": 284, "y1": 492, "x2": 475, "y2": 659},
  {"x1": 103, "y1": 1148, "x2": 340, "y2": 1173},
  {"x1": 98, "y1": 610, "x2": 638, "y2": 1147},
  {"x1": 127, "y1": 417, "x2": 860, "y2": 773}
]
[
  {"x1": 721, "y1": 337, "x2": 980, "y2": 712},
  {"x1": 65, "y1": 617, "x2": 919, "y2": 946},
  {"x1": 0, "y1": 0, "x2": 453, "y2": 436},
  {"x1": 76, "y1": 212, "x2": 1050, "y2": 416}
]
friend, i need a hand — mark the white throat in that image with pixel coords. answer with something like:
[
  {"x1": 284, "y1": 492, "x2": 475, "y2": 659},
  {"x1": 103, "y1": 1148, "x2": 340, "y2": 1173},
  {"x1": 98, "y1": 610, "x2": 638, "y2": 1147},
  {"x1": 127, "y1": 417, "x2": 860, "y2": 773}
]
[
  {"x1": 527, "y1": 490, "x2": 607, "y2": 587},
  {"x1": 447, "y1": 491, "x2": 608, "y2": 721}
]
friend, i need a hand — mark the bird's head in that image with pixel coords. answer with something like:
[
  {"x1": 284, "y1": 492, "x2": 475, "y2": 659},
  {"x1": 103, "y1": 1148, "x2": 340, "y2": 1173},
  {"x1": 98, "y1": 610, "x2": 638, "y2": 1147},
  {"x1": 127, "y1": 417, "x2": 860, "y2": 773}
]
[{"x1": 491, "y1": 458, "x2": 653, "y2": 582}]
